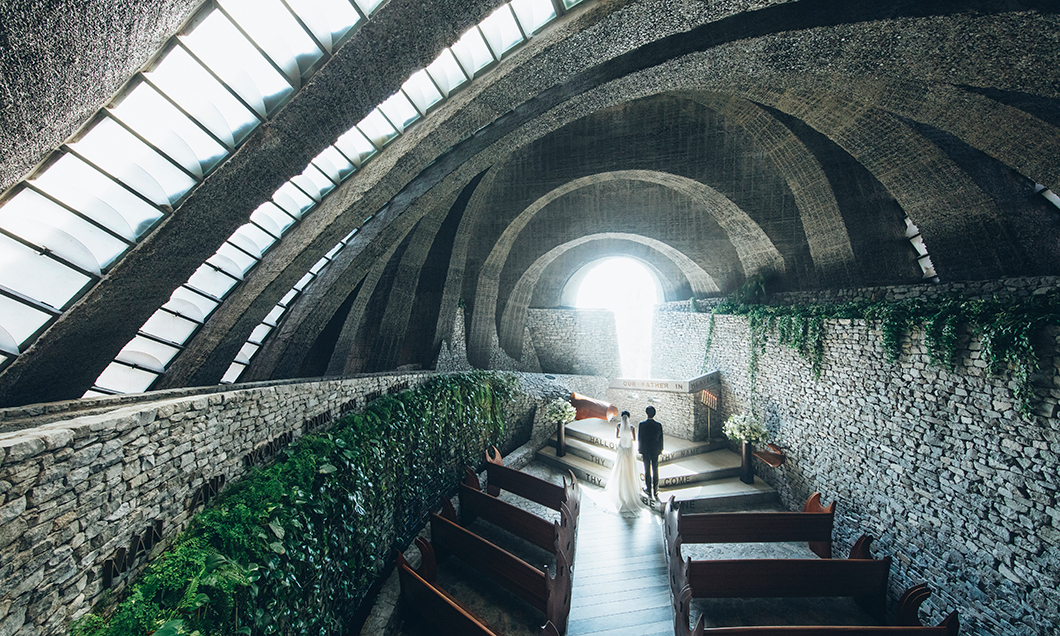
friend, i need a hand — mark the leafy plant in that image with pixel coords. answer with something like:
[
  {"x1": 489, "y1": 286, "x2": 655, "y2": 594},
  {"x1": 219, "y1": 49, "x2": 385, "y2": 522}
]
[{"x1": 72, "y1": 371, "x2": 515, "y2": 636}]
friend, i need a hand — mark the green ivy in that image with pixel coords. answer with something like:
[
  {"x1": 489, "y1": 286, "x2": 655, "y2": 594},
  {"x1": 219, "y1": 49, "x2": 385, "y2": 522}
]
[
  {"x1": 701, "y1": 290, "x2": 1060, "y2": 420},
  {"x1": 72, "y1": 371, "x2": 514, "y2": 636}
]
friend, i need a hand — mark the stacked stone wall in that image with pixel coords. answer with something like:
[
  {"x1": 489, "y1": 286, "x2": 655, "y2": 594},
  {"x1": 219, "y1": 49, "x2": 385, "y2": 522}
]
[
  {"x1": 651, "y1": 280, "x2": 1060, "y2": 636},
  {"x1": 526, "y1": 308, "x2": 620, "y2": 378},
  {"x1": 0, "y1": 371, "x2": 553, "y2": 636}
]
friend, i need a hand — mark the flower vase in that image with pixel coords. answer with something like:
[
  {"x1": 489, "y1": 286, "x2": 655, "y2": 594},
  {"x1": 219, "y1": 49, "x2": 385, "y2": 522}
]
[{"x1": 740, "y1": 440, "x2": 754, "y2": 484}]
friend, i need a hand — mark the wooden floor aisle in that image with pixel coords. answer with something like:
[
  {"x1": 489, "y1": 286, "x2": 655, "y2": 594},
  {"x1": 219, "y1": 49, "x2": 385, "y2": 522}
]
[{"x1": 566, "y1": 493, "x2": 672, "y2": 636}]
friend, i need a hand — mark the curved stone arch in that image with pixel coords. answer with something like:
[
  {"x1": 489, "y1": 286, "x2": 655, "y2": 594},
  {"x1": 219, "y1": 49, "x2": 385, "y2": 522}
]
[
  {"x1": 468, "y1": 170, "x2": 783, "y2": 367},
  {"x1": 684, "y1": 92, "x2": 857, "y2": 287},
  {"x1": 498, "y1": 232, "x2": 719, "y2": 358}
]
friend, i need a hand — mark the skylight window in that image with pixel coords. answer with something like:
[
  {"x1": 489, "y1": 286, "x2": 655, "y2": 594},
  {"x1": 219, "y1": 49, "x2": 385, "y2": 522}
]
[
  {"x1": 426, "y1": 49, "x2": 469, "y2": 97},
  {"x1": 181, "y1": 10, "x2": 293, "y2": 117},
  {"x1": 357, "y1": 109, "x2": 400, "y2": 149},
  {"x1": 284, "y1": 0, "x2": 361, "y2": 53},
  {"x1": 451, "y1": 27, "x2": 495, "y2": 78},
  {"x1": 2, "y1": 189, "x2": 126, "y2": 270},
  {"x1": 904, "y1": 218, "x2": 937, "y2": 280},
  {"x1": 479, "y1": 5, "x2": 525, "y2": 58},
  {"x1": 353, "y1": 0, "x2": 386, "y2": 17},
  {"x1": 335, "y1": 127, "x2": 378, "y2": 167},
  {"x1": 511, "y1": 0, "x2": 557, "y2": 35},
  {"x1": 402, "y1": 70, "x2": 444, "y2": 114},
  {"x1": 0, "y1": 295, "x2": 51, "y2": 350},
  {"x1": 0, "y1": 232, "x2": 92, "y2": 309},
  {"x1": 379, "y1": 92, "x2": 421, "y2": 133},
  {"x1": 219, "y1": 0, "x2": 325, "y2": 86},
  {"x1": 313, "y1": 147, "x2": 356, "y2": 182}
]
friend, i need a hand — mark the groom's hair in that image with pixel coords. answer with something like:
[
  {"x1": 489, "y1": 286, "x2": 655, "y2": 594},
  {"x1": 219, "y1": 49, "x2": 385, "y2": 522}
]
[{"x1": 645, "y1": 406, "x2": 656, "y2": 417}]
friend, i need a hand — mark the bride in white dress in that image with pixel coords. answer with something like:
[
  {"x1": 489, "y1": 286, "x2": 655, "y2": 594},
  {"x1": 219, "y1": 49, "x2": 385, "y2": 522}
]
[{"x1": 605, "y1": 410, "x2": 643, "y2": 513}]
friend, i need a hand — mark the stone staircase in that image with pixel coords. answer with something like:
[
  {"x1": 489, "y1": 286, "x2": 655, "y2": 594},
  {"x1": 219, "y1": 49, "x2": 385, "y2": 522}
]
[{"x1": 536, "y1": 418, "x2": 777, "y2": 512}]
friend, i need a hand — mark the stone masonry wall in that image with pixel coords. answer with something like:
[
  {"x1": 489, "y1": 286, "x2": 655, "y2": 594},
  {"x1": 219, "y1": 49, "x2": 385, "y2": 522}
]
[
  {"x1": 0, "y1": 371, "x2": 549, "y2": 636},
  {"x1": 651, "y1": 280, "x2": 1060, "y2": 636},
  {"x1": 526, "y1": 308, "x2": 620, "y2": 378}
]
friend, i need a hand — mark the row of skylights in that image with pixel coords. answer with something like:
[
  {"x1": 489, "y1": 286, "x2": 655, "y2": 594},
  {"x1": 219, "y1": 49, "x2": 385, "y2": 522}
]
[
  {"x1": 904, "y1": 217, "x2": 938, "y2": 281},
  {"x1": 76, "y1": 0, "x2": 589, "y2": 396}
]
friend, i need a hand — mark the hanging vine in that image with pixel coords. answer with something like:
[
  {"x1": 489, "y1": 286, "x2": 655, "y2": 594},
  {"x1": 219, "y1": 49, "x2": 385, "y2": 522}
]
[{"x1": 700, "y1": 289, "x2": 1060, "y2": 420}]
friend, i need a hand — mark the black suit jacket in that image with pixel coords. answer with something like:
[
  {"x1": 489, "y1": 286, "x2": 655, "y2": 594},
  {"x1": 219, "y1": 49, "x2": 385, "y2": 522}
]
[{"x1": 638, "y1": 418, "x2": 663, "y2": 458}]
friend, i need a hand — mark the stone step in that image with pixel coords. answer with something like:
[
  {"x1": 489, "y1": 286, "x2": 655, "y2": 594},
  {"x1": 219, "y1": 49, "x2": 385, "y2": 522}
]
[
  {"x1": 537, "y1": 444, "x2": 747, "y2": 490},
  {"x1": 535, "y1": 445, "x2": 777, "y2": 512},
  {"x1": 557, "y1": 418, "x2": 726, "y2": 464}
]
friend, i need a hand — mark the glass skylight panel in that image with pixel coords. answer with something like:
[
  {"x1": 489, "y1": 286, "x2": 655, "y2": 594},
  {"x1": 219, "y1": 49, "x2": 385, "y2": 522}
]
[
  {"x1": 426, "y1": 49, "x2": 468, "y2": 98},
  {"x1": 353, "y1": 0, "x2": 386, "y2": 16},
  {"x1": 274, "y1": 182, "x2": 315, "y2": 216},
  {"x1": 280, "y1": 289, "x2": 299, "y2": 306},
  {"x1": 263, "y1": 304, "x2": 286, "y2": 326},
  {"x1": 69, "y1": 117, "x2": 196, "y2": 207},
  {"x1": 325, "y1": 243, "x2": 343, "y2": 260},
  {"x1": 402, "y1": 70, "x2": 444, "y2": 114},
  {"x1": 34, "y1": 154, "x2": 164, "y2": 239},
  {"x1": 187, "y1": 263, "x2": 240, "y2": 300},
  {"x1": 1043, "y1": 189, "x2": 1060, "y2": 209},
  {"x1": 220, "y1": 0, "x2": 324, "y2": 84},
  {"x1": 562, "y1": 0, "x2": 587, "y2": 8},
  {"x1": 0, "y1": 325, "x2": 18, "y2": 356},
  {"x1": 0, "y1": 295, "x2": 51, "y2": 348},
  {"x1": 293, "y1": 272, "x2": 314, "y2": 291},
  {"x1": 181, "y1": 10, "x2": 293, "y2": 117},
  {"x1": 285, "y1": 0, "x2": 361, "y2": 53},
  {"x1": 479, "y1": 5, "x2": 524, "y2": 57},
  {"x1": 0, "y1": 233, "x2": 92, "y2": 309},
  {"x1": 221, "y1": 362, "x2": 246, "y2": 383},
  {"x1": 357, "y1": 109, "x2": 399, "y2": 149},
  {"x1": 379, "y1": 92, "x2": 420, "y2": 132},
  {"x1": 236, "y1": 222, "x2": 279, "y2": 255},
  {"x1": 121, "y1": 337, "x2": 181, "y2": 368},
  {"x1": 147, "y1": 46, "x2": 256, "y2": 146},
  {"x1": 217, "y1": 239, "x2": 259, "y2": 274},
  {"x1": 142, "y1": 308, "x2": 200, "y2": 344},
  {"x1": 451, "y1": 28, "x2": 495, "y2": 77},
  {"x1": 168, "y1": 287, "x2": 218, "y2": 321},
  {"x1": 2, "y1": 189, "x2": 124, "y2": 270},
  {"x1": 313, "y1": 147, "x2": 355, "y2": 183},
  {"x1": 115, "y1": 350, "x2": 165, "y2": 374},
  {"x1": 235, "y1": 342, "x2": 259, "y2": 364},
  {"x1": 310, "y1": 256, "x2": 329, "y2": 275},
  {"x1": 335, "y1": 126, "x2": 377, "y2": 166},
  {"x1": 293, "y1": 164, "x2": 333, "y2": 200},
  {"x1": 249, "y1": 202, "x2": 296, "y2": 237},
  {"x1": 95, "y1": 362, "x2": 158, "y2": 394},
  {"x1": 510, "y1": 0, "x2": 556, "y2": 35},
  {"x1": 110, "y1": 81, "x2": 228, "y2": 178},
  {"x1": 249, "y1": 323, "x2": 272, "y2": 344}
]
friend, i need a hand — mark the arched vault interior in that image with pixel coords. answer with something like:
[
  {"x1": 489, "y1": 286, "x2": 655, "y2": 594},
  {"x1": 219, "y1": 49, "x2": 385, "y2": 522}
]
[{"x1": 1, "y1": 0, "x2": 1058, "y2": 406}]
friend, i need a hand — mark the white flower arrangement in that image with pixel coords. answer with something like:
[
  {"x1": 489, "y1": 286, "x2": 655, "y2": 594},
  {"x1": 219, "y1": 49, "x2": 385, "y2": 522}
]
[
  {"x1": 544, "y1": 398, "x2": 577, "y2": 425},
  {"x1": 723, "y1": 412, "x2": 769, "y2": 445}
]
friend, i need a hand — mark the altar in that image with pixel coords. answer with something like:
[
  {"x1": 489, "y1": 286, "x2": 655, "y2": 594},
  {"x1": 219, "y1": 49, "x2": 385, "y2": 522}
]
[{"x1": 603, "y1": 371, "x2": 720, "y2": 442}]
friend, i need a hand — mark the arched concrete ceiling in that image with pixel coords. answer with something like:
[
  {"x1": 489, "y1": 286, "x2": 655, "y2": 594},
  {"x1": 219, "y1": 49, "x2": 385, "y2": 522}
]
[
  {"x1": 497, "y1": 232, "x2": 719, "y2": 358},
  {"x1": 1, "y1": 0, "x2": 1058, "y2": 405}
]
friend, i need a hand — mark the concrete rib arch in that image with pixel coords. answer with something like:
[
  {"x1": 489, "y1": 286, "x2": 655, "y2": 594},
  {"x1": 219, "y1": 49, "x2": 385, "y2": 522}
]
[
  {"x1": 498, "y1": 232, "x2": 719, "y2": 358},
  {"x1": 467, "y1": 171, "x2": 784, "y2": 367}
]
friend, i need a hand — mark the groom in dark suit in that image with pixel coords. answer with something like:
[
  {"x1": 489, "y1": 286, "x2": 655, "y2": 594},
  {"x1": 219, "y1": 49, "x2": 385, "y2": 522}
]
[{"x1": 638, "y1": 406, "x2": 664, "y2": 498}]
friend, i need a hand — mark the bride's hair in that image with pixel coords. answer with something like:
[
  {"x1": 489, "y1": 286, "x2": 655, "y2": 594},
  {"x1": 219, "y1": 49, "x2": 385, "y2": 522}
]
[{"x1": 620, "y1": 410, "x2": 630, "y2": 418}]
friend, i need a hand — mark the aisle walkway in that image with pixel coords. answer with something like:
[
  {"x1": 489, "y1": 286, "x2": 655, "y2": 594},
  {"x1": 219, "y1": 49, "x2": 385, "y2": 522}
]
[{"x1": 566, "y1": 492, "x2": 672, "y2": 636}]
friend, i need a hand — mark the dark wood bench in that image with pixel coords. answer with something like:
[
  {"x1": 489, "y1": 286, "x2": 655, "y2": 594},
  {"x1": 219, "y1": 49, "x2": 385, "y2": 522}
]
[
  {"x1": 672, "y1": 534, "x2": 891, "y2": 623},
  {"x1": 397, "y1": 537, "x2": 561, "y2": 636},
  {"x1": 673, "y1": 580, "x2": 958, "y2": 636},
  {"x1": 664, "y1": 492, "x2": 835, "y2": 560},
  {"x1": 430, "y1": 499, "x2": 573, "y2": 634},
  {"x1": 482, "y1": 446, "x2": 581, "y2": 525},
  {"x1": 460, "y1": 468, "x2": 576, "y2": 565}
]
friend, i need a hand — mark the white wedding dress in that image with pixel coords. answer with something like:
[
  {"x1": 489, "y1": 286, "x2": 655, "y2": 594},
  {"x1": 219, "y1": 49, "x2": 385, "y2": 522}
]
[{"x1": 605, "y1": 414, "x2": 643, "y2": 514}]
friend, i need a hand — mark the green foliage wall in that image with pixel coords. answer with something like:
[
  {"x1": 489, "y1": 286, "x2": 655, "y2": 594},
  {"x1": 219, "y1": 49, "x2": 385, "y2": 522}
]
[
  {"x1": 72, "y1": 371, "x2": 514, "y2": 636},
  {"x1": 702, "y1": 291, "x2": 1060, "y2": 420}
]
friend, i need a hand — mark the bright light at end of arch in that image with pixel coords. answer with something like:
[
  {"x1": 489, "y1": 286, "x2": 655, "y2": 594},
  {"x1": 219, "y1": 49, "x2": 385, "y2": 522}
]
[{"x1": 574, "y1": 257, "x2": 663, "y2": 379}]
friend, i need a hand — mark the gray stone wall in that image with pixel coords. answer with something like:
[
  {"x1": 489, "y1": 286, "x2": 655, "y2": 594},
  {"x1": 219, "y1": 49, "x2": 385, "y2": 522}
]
[
  {"x1": 603, "y1": 388, "x2": 713, "y2": 442},
  {"x1": 0, "y1": 371, "x2": 548, "y2": 636},
  {"x1": 526, "y1": 309, "x2": 620, "y2": 378},
  {"x1": 651, "y1": 279, "x2": 1060, "y2": 636}
]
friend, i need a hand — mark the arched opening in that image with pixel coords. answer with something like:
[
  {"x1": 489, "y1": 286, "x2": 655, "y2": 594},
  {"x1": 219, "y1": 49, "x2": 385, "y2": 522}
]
[{"x1": 572, "y1": 257, "x2": 663, "y2": 379}]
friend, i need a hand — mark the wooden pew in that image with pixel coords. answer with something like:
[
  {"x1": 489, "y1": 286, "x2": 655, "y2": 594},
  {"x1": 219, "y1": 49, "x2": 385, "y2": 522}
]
[
  {"x1": 461, "y1": 468, "x2": 576, "y2": 565},
  {"x1": 664, "y1": 493, "x2": 835, "y2": 560},
  {"x1": 430, "y1": 499, "x2": 573, "y2": 634},
  {"x1": 673, "y1": 579, "x2": 958, "y2": 636},
  {"x1": 677, "y1": 535, "x2": 892, "y2": 623},
  {"x1": 483, "y1": 446, "x2": 581, "y2": 525},
  {"x1": 397, "y1": 537, "x2": 562, "y2": 636}
]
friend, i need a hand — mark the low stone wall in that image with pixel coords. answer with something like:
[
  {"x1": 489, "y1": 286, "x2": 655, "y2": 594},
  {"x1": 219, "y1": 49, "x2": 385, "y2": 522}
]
[
  {"x1": 0, "y1": 370, "x2": 590, "y2": 636},
  {"x1": 651, "y1": 279, "x2": 1060, "y2": 636}
]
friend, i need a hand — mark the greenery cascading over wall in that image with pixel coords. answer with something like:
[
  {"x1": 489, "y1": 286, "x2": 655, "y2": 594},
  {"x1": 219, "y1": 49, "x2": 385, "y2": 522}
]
[
  {"x1": 701, "y1": 290, "x2": 1060, "y2": 420},
  {"x1": 72, "y1": 371, "x2": 515, "y2": 636}
]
